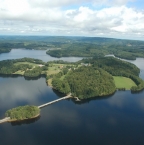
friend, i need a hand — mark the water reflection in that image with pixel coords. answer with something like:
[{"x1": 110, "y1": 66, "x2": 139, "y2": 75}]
[
  {"x1": 0, "y1": 52, "x2": 144, "y2": 145},
  {"x1": 0, "y1": 76, "x2": 55, "y2": 119},
  {"x1": 71, "y1": 94, "x2": 114, "y2": 105},
  {"x1": 0, "y1": 49, "x2": 83, "y2": 62},
  {"x1": 24, "y1": 75, "x2": 46, "y2": 81}
]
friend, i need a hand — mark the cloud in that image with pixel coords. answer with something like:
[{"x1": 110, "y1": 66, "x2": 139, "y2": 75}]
[{"x1": 0, "y1": 0, "x2": 144, "y2": 40}]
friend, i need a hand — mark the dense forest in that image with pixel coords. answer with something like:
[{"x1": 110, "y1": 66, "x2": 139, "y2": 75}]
[
  {"x1": 46, "y1": 42, "x2": 144, "y2": 60},
  {"x1": 51, "y1": 57, "x2": 144, "y2": 98},
  {"x1": 52, "y1": 66, "x2": 116, "y2": 99},
  {"x1": 80, "y1": 57, "x2": 144, "y2": 92},
  {"x1": 0, "y1": 36, "x2": 144, "y2": 60},
  {"x1": 5, "y1": 105, "x2": 40, "y2": 120}
]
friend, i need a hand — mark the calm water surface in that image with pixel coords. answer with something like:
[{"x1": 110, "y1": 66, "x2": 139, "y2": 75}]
[
  {"x1": 0, "y1": 50, "x2": 144, "y2": 145},
  {"x1": 0, "y1": 49, "x2": 83, "y2": 62}
]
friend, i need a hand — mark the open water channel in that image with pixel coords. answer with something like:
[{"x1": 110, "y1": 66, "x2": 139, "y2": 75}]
[{"x1": 0, "y1": 49, "x2": 144, "y2": 145}]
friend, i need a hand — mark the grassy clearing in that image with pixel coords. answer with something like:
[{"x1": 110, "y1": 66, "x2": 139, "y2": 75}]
[
  {"x1": 14, "y1": 62, "x2": 39, "y2": 67},
  {"x1": 47, "y1": 78, "x2": 52, "y2": 87},
  {"x1": 113, "y1": 76, "x2": 137, "y2": 90},
  {"x1": 47, "y1": 63, "x2": 70, "y2": 75},
  {"x1": 13, "y1": 70, "x2": 25, "y2": 75},
  {"x1": 47, "y1": 65, "x2": 60, "y2": 75}
]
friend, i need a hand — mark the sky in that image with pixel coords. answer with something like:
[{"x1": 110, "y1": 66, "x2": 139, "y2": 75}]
[{"x1": 0, "y1": 0, "x2": 144, "y2": 40}]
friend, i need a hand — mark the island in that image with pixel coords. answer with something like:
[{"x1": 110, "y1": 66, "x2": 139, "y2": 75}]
[{"x1": 5, "y1": 105, "x2": 40, "y2": 121}]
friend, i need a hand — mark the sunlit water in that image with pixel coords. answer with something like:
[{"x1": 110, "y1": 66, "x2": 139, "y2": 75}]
[{"x1": 0, "y1": 50, "x2": 144, "y2": 145}]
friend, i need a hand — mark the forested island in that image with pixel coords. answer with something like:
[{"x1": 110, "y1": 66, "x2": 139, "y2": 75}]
[{"x1": 5, "y1": 105, "x2": 40, "y2": 121}]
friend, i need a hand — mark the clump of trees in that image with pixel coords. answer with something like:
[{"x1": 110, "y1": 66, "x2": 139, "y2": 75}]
[
  {"x1": 5, "y1": 105, "x2": 40, "y2": 120},
  {"x1": 52, "y1": 66, "x2": 116, "y2": 99},
  {"x1": 0, "y1": 58, "x2": 48, "y2": 77},
  {"x1": 66, "y1": 67, "x2": 116, "y2": 99},
  {"x1": 24, "y1": 67, "x2": 42, "y2": 77},
  {"x1": 0, "y1": 48, "x2": 11, "y2": 54}
]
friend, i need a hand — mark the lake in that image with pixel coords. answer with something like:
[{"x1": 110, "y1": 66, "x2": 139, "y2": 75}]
[
  {"x1": 0, "y1": 50, "x2": 144, "y2": 145},
  {"x1": 0, "y1": 49, "x2": 83, "y2": 62}
]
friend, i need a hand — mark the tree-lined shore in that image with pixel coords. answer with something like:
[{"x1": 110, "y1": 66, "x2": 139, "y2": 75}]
[{"x1": 0, "y1": 57, "x2": 143, "y2": 99}]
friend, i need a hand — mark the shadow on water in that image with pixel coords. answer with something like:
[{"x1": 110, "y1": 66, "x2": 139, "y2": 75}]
[
  {"x1": 10, "y1": 116, "x2": 41, "y2": 126},
  {"x1": 0, "y1": 74, "x2": 47, "y2": 81},
  {"x1": 52, "y1": 88, "x2": 67, "y2": 98},
  {"x1": 71, "y1": 93, "x2": 115, "y2": 105},
  {"x1": 0, "y1": 74, "x2": 22, "y2": 78},
  {"x1": 24, "y1": 74, "x2": 47, "y2": 81},
  {"x1": 131, "y1": 89, "x2": 144, "y2": 94},
  {"x1": 52, "y1": 88, "x2": 116, "y2": 105}
]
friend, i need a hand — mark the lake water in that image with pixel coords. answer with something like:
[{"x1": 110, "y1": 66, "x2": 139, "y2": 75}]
[
  {"x1": 0, "y1": 50, "x2": 144, "y2": 145},
  {"x1": 0, "y1": 49, "x2": 83, "y2": 62}
]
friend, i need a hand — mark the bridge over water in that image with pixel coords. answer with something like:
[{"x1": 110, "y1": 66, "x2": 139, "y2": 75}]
[
  {"x1": 38, "y1": 93, "x2": 72, "y2": 108},
  {"x1": 0, "y1": 93, "x2": 73, "y2": 123}
]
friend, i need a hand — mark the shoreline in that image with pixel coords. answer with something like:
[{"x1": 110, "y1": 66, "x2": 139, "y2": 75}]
[{"x1": 7, "y1": 114, "x2": 40, "y2": 123}]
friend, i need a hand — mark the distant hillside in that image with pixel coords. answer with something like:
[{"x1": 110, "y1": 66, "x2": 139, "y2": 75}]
[{"x1": 0, "y1": 36, "x2": 144, "y2": 60}]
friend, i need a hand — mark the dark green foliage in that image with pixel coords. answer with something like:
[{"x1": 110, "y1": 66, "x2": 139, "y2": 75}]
[
  {"x1": 91, "y1": 57, "x2": 140, "y2": 76},
  {"x1": 52, "y1": 66, "x2": 116, "y2": 99},
  {"x1": 81, "y1": 57, "x2": 144, "y2": 92},
  {"x1": 1, "y1": 36, "x2": 144, "y2": 60},
  {"x1": 52, "y1": 71, "x2": 70, "y2": 94},
  {"x1": 0, "y1": 62, "x2": 32, "y2": 74},
  {"x1": 0, "y1": 48, "x2": 11, "y2": 54},
  {"x1": 45, "y1": 37, "x2": 144, "y2": 60},
  {"x1": 63, "y1": 68, "x2": 69, "y2": 75},
  {"x1": 52, "y1": 78, "x2": 71, "y2": 94},
  {"x1": 66, "y1": 67, "x2": 116, "y2": 99},
  {"x1": 13, "y1": 57, "x2": 45, "y2": 65},
  {"x1": 24, "y1": 67, "x2": 42, "y2": 77},
  {"x1": 5, "y1": 105, "x2": 40, "y2": 120},
  {"x1": 0, "y1": 58, "x2": 45, "y2": 76},
  {"x1": 41, "y1": 66, "x2": 48, "y2": 71},
  {"x1": 117, "y1": 88, "x2": 126, "y2": 91},
  {"x1": 131, "y1": 80, "x2": 144, "y2": 92},
  {"x1": 46, "y1": 43, "x2": 105, "y2": 58}
]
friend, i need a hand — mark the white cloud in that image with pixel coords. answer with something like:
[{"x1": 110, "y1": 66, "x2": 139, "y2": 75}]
[{"x1": 0, "y1": 0, "x2": 144, "y2": 40}]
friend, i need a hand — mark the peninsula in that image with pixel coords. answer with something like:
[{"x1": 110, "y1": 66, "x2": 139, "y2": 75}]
[{"x1": 0, "y1": 57, "x2": 143, "y2": 100}]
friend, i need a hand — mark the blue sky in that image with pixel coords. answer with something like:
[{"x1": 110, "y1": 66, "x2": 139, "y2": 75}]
[{"x1": 0, "y1": 0, "x2": 144, "y2": 40}]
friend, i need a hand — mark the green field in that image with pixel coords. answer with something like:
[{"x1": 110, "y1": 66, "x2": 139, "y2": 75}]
[
  {"x1": 113, "y1": 76, "x2": 137, "y2": 90},
  {"x1": 14, "y1": 62, "x2": 39, "y2": 67}
]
